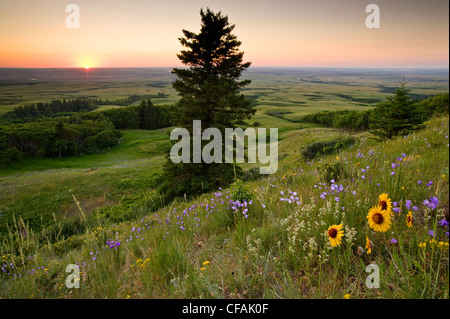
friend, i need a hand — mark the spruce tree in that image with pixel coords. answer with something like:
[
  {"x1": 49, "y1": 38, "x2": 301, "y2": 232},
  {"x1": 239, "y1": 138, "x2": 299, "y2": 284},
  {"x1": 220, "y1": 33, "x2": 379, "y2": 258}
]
[
  {"x1": 138, "y1": 99, "x2": 155, "y2": 130},
  {"x1": 160, "y1": 8, "x2": 254, "y2": 199},
  {"x1": 369, "y1": 81, "x2": 424, "y2": 139},
  {"x1": 144, "y1": 100, "x2": 155, "y2": 130}
]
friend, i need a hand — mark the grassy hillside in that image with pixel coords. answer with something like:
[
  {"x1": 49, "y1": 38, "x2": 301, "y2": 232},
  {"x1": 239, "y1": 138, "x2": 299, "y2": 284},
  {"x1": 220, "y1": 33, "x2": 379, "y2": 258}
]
[
  {"x1": 0, "y1": 129, "x2": 172, "y2": 239},
  {"x1": 1, "y1": 115, "x2": 448, "y2": 299}
]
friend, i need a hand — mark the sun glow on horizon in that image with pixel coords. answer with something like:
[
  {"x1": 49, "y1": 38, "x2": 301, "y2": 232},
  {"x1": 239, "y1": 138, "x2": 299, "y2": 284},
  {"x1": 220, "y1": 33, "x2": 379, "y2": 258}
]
[{"x1": 75, "y1": 55, "x2": 99, "y2": 69}]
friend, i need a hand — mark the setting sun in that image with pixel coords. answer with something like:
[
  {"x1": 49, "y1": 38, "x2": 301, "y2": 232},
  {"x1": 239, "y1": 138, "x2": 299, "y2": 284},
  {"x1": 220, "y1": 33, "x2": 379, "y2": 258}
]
[{"x1": 84, "y1": 66, "x2": 90, "y2": 69}]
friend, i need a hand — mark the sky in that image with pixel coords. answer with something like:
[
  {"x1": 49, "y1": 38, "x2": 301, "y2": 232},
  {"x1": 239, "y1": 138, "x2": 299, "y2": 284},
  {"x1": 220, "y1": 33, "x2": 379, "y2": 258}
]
[{"x1": 0, "y1": 0, "x2": 448, "y2": 68}]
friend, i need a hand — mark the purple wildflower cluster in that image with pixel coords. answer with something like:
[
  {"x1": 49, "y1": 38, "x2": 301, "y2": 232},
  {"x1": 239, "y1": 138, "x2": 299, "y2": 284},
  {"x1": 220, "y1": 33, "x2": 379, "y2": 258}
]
[
  {"x1": 438, "y1": 218, "x2": 449, "y2": 237},
  {"x1": 230, "y1": 199, "x2": 253, "y2": 218},
  {"x1": 117, "y1": 188, "x2": 255, "y2": 240},
  {"x1": 106, "y1": 240, "x2": 121, "y2": 250},
  {"x1": 405, "y1": 200, "x2": 418, "y2": 211},
  {"x1": 316, "y1": 179, "x2": 345, "y2": 202},
  {"x1": 1, "y1": 253, "x2": 49, "y2": 280},
  {"x1": 279, "y1": 190, "x2": 300, "y2": 205},
  {"x1": 127, "y1": 226, "x2": 146, "y2": 242},
  {"x1": 360, "y1": 166, "x2": 370, "y2": 179},
  {"x1": 389, "y1": 153, "x2": 407, "y2": 175},
  {"x1": 439, "y1": 219, "x2": 449, "y2": 227},
  {"x1": 392, "y1": 201, "x2": 401, "y2": 213},
  {"x1": 90, "y1": 251, "x2": 99, "y2": 261},
  {"x1": 1, "y1": 263, "x2": 47, "y2": 280},
  {"x1": 423, "y1": 196, "x2": 439, "y2": 210},
  {"x1": 428, "y1": 220, "x2": 450, "y2": 238}
]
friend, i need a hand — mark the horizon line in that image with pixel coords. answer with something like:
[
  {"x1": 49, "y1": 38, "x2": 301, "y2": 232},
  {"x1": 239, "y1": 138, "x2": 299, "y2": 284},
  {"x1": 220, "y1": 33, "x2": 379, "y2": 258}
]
[{"x1": 0, "y1": 66, "x2": 448, "y2": 70}]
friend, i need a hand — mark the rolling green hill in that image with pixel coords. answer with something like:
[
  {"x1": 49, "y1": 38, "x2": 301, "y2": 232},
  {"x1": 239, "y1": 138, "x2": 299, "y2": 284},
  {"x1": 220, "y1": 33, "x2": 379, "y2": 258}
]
[{"x1": 1, "y1": 115, "x2": 448, "y2": 299}]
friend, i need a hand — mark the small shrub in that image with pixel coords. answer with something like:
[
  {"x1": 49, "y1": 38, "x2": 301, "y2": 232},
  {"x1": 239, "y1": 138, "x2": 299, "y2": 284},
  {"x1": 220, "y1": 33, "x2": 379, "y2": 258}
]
[
  {"x1": 115, "y1": 173, "x2": 162, "y2": 190},
  {"x1": 0, "y1": 147, "x2": 23, "y2": 166},
  {"x1": 43, "y1": 217, "x2": 88, "y2": 242},
  {"x1": 301, "y1": 136, "x2": 356, "y2": 161},
  {"x1": 228, "y1": 179, "x2": 254, "y2": 202},
  {"x1": 243, "y1": 167, "x2": 261, "y2": 182},
  {"x1": 52, "y1": 235, "x2": 84, "y2": 255},
  {"x1": 316, "y1": 161, "x2": 347, "y2": 183}
]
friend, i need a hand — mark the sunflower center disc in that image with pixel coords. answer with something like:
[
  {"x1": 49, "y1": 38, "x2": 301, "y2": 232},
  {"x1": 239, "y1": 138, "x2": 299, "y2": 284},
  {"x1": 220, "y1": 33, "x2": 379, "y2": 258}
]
[
  {"x1": 328, "y1": 228, "x2": 337, "y2": 238},
  {"x1": 373, "y1": 213, "x2": 384, "y2": 224},
  {"x1": 378, "y1": 201, "x2": 387, "y2": 210}
]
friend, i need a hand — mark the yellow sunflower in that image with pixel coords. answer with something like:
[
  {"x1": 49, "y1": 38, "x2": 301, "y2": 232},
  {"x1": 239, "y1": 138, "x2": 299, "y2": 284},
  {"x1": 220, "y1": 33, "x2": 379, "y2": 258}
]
[
  {"x1": 367, "y1": 205, "x2": 392, "y2": 232},
  {"x1": 406, "y1": 211, "x2": 413, "y2": 228},
  {"x1": 327, "y1": 224, "x2": 344, "y2": 247},
  {"x1": 377, "y1": 193, "x2": 393, "y2": 213},
  {"x1": 365, "y1": 237, "x2": 373, "y2": 254}
]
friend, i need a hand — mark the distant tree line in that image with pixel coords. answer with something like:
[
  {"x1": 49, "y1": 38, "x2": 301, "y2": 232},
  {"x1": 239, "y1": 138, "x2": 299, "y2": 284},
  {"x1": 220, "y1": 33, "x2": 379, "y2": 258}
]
[
  {"x1": 0, "y1": 117, "x2": 121, "y2": 166},
  {"x1": 0, "y1": 97, "x2": 175, "y2": 166},
  {"x1": 1, "y1": 94, "x2": 171, "y2": 124},
  {"x1": 302, "y1": 91, "x2": 449, "y2": 137},
  {"x1": 90, "y1": 93, "x2": 168, "y2": 106},
  {"x1": 84, "y1": 99, "x2": 174, "y2": 130},
  {"x1": 301, "y1": 109, "x2": 372, "y2": 131},
  {"x1": 2, "y1": 99, "x2": 97, "y2": 122},
  {"x1": 419, "y1": 92, "x2": 449, "y2": 118}
]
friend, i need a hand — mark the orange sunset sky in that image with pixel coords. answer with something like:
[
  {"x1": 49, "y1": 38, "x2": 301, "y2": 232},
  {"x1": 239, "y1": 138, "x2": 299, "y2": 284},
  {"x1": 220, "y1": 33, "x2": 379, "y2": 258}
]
[{"x1": 0, "y1": 0, "x2": 448, "y2": 68}]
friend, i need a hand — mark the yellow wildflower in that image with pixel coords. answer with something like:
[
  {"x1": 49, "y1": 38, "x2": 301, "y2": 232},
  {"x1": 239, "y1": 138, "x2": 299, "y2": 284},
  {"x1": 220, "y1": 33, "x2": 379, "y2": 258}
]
[
  {"x1": 327, "y1": 224, "x2": 344, "y2": 247},
  {"x1": 377, "y1": 193, "x2": 393, "y2": 213},
  {"x1": 365, "y1": 237, "x2": 373, "y2": 254},
  {"x1": 367, "y1": 206, "x2": 392, "y2": 233},
  {"x1": 406, "y1": 211, "x2": 413, "y2": 228}
]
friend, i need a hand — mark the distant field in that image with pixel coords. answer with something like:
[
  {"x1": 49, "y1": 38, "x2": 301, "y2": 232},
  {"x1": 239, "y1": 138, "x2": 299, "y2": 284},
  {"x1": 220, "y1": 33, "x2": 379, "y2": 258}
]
[
  {"x1": 0, "y1": 68, "x2": 177, "y2": 115},
  {"x1": 242, "y1": 68, "x2": 449, "y2": 122},
  {"x1": 1, "y1": 67, "x2": 448, "y2": 118}
]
